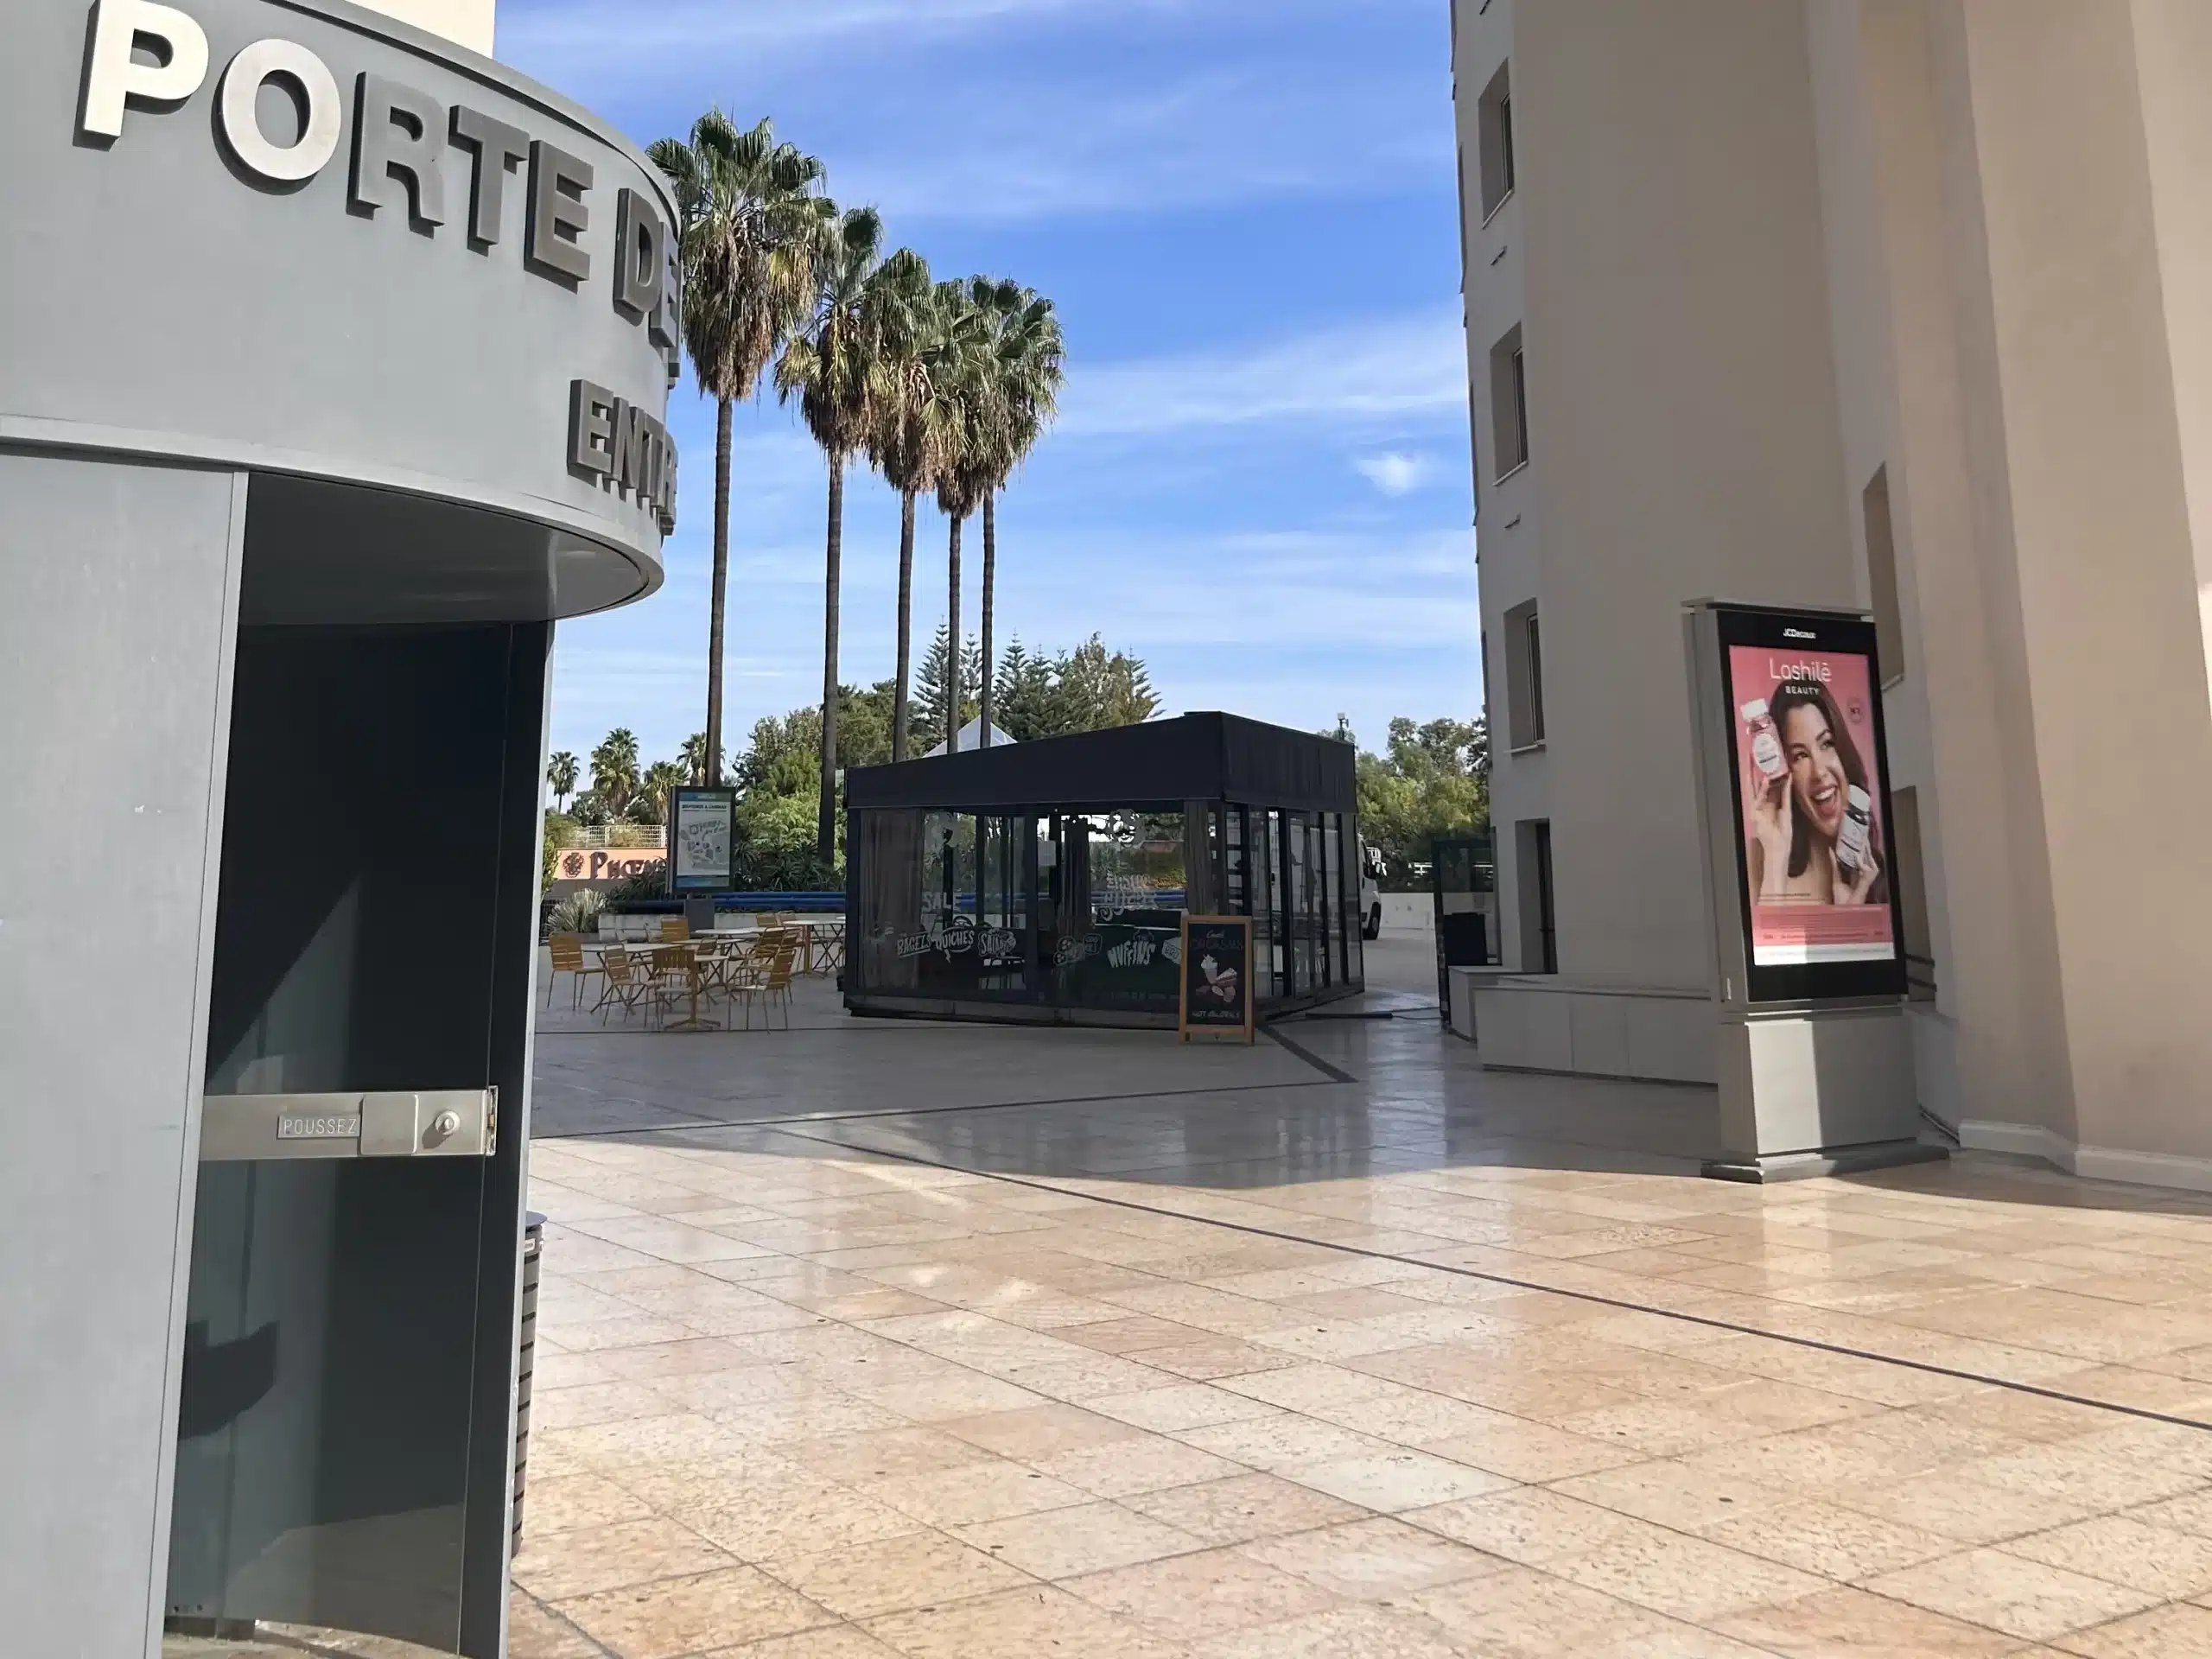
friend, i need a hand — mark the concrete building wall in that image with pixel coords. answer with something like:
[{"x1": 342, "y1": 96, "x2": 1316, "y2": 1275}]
[
  {"x1": 0, "y1": 456, "x2": 244, "y2": 1658},
  {"x1": 1452, "y1": 0, "x2": 2212, "y2": 1186},
  {"x1": 1455, "y1": 0, "x2": 1859, "y2": 1079}
]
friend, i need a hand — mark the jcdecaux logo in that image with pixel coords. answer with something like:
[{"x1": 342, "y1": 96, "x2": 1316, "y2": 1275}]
[{"x1": 78, "y1": 0, "x2": 679, "y2": 535}]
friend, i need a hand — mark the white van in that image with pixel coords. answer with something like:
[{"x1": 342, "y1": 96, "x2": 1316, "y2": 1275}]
[{"x1": 1358, "y1": 837, "x2": 1383, "y2": 939}]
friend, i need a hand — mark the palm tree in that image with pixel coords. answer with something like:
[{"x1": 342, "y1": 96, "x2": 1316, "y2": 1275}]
[
  {"x1": 929, "y1": 281, "x2": 993, "y2": 748},
  {"x1": 547, "y1": 750, "x2": 579, "y2": 811},
  {"x1": 640, "y1": 760, "x2": 686, "y2": 824},
  {"x1": 678, "y1": 732, "x2": 719, "y2": 785},
  {"x1": 862, "y1": 250, "x2": 955, "y2": 761},
  {"x1": 649, "y1": 113, "x2": 828, "y2": 789},
  {"x1": 964, "y1": 277, "x2": 1065, "y2": 746},
  {"x1": 589, "y1": 728, "x2": 641, "y2": 817},
  {"x1": 778, "y1": 205, "x2": 887, "y2": 864}
]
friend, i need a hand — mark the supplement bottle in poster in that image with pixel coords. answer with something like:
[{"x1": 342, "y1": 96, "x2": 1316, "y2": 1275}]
[
  {"x1": 1741, "y1": 700, "x2": 1784, "y2": 780},
  {"x1": 1837, "y1": 785, "x2": 1873, "y2": 877}
]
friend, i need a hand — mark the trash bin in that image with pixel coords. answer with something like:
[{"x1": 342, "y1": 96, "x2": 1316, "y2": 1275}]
[{"x1": 512, "y1": 1213, "x2": 545, "y2": 1556}]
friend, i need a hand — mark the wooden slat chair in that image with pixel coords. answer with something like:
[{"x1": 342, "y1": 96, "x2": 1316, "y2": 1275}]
[
  {"x1": 734, "y1": 944, "x2": 799, "y2": 1031},
  {"x1": 660, "y1": 917, "x2": 690, "y2": 943},
  {"x1": 590, "y1": 946, "x2": 654, "y2": 1026},
  {"x1": 546, "y1": 933, "x2": 602, "y2": 1008}
]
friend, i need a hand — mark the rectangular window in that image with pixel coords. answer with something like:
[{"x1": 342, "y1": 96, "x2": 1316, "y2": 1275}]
[
  {"x1": 1515, "y1": 818, "x2": 1557, "y2": 974},
  {"x1": 1891, "y1": 786, "x2": 1937, "y2": 1001},
  {"x1": 1489, "y1": 324, "x2": 1528, "y2": 479},
  {"x1": 1864, "y1": 465, "x2": 1904, "y2": 688},
  {"x1": 1503, "y1": 599, "x2": 1544, "y2": 750},
  {"x1": 1478, "y1": 60, "x2": 1515, "y2": 220}
]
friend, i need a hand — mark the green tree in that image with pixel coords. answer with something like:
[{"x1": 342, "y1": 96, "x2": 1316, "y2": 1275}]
[
  {"x1": 863, "y1": 250, "x2": 956, "y2": 762},
  {"x1": 546, "y1": 750, "x2": 579, "y2": 810},
  {"x1": 991, "y1": 639, "x2": 1059, "y2": 741},
  {"x1": 837, "y1": 680, "x2": 896, "y2": 770},
  {"x1": 963, "y1": 278, "x2": 1065, "y2": 747},
  {"x1": 678, "y1": 732, "x2": 721, "y2": 785},
  {"x1": 1054, "y1": 634, "x2": 1159, "y2": 732},
  {"x1": 914, "y1": 623, "x2": 984, "y2": 750},
  {"x1": 639, "y1": 760, "x2": 686, "y2": 824},
  {"x1": 778, "y1": 205, "x2": 887, "y2": 867},
  {"x1": 649, "y1": 112, "x2": 828, "y2": 788},
  {"x1": 588, "y1": 728, "x2": 640, "y2": 817},
  {"x1": 1349, "y1": 715, "x2": 1490, "y2": 883}
]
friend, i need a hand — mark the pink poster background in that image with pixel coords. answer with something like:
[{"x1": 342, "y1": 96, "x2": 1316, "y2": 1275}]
[{"x1": 1726, "y1": 645, "x2": 1897, "y2": 965}]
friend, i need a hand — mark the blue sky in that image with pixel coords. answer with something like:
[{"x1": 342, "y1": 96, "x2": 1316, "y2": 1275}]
[{"x1": 500, "y1": 0, "x2": 1478, "y2": 775}]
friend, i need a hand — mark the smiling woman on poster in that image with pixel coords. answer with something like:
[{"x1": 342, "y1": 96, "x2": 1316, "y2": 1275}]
[{"x1": 1745, "y1": 678, "x2": 1888, "y2": 910}]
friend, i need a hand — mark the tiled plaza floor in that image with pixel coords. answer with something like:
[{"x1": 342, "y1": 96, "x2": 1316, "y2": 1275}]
[{"x1": 512, "y1": 976, "x2": 2212, "y2": 1658}]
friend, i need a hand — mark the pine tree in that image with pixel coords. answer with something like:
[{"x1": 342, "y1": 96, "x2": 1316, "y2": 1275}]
[{"x1": 914, "y1": 623, "x2": 983, "y2": 750}]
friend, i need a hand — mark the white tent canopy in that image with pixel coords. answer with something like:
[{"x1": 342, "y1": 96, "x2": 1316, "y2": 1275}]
[{"x1": 922, "y1": 717, "x2": 1019, "y2": 758}]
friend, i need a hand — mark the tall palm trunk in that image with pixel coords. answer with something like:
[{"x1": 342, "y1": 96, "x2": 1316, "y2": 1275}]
[
  {"x1": 979, "y1": 493, "x2": 997, "y2": 747},
  {"x1": 946, "y1": 512, "x2": 963, "y2": 749},
  {"x1": 817, "y1": 457, "x2": 844, "y2": 866},
  {"x1": 704, "y1": 398, "x2": 734, "y2": 786},
  {"x1": 892, "y1": 490, "x2": 916, "y2": 762}
]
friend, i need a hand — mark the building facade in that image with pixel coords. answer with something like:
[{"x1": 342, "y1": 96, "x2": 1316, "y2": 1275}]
[
  {"x1": 1454, "y1": 0, "x2": 2212, "y2": 1188},
  {"x1": 0, "y1": 0, "x2": 673, "y2": 1651}
]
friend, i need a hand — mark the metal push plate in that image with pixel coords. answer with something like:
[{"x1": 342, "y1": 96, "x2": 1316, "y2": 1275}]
[{"x1": 199, "y1": 1090, "x2": 498, "y2": 1162}]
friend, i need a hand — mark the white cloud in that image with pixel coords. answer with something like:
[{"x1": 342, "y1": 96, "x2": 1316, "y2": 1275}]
[
  {"x1": 1355, "y1": 452, "x2": 1439, "y2": 496},
  {"x1": 1058, "y1": 310, "x2": 1469, "y2": 439}
]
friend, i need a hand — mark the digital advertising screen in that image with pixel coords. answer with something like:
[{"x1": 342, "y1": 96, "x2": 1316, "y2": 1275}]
[
  {"x1": 1714, "y1": 607, "x2": 1906, "y2": 1001},
  {"x1": 670, "y1": 788, "x2": 736, "y2": 893}
]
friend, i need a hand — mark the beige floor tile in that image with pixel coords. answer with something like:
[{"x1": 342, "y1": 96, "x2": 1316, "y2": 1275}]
[
  {"x1": 697, "y1": 1630, "x2": 907, "y2": 1659},
  {"x1": 515, "y1": 1468, "x2": 656, "y2": 1550},
  {"x1": 1237, "y1": 1516, "x2": 1508, "y2": 1599},
  {"x1": 856, "y1": 1372, "x2": 1049, "y2": 1422},
  {"x1": 506, "y1": 1590, "x2": 602, "y2": 1659},
  {"x1": 1546, "y1": 1520, "x2": 1828, "y2": 1623},
  {"x1": 2000, "y1": 1514, "x2": 2212, "y2": 1598},
  {"x1": 766, "y1": 1528, "x2": 1033, "y2": 1621},
  {"x1": 1712, "y1": 1584, "x2": 2031, "y2": 1656},
  {"x1": 1186, "y1": 1603, "x2": 1470, "y2": 1659},
  {"x1": 1419, "y1": 1416, "x2": 1646, "y2": 1482},
  {"x1": 1120, "y1": 1472, "x2": 1367, "y2": 1545},
  {"x1": 2051, "y1": 1601, "x2": 2212, "y2": 1657},
  {"x1": 1410, "y1": 1563, "x2": 1673, "y2": 1656},
  {"x1": 1064, "y1": 1546, "x2": 1340, "y2": 1639},
  {"x1": 939, "y1": 1402, "x2": 1147, "y2": 1459},
  {"x1": 789, "y1": 1427, "x2": 1001, "y2": 1484},
  {"x1": 1406, "y1": 1486, "x2": 1662, "y2": 1566},
  {"x1": 1835, "y1": 1470, "x2": 2103, "y2": 1546},
  {"x1": 1058, "y1": 1315, "x2": 1213, "y2": 1355},
  {"x1": 866, "y1": 1458, "x2": 1092, "y2": 1528},
  {"x1": 1552, "y1": 1456, "x2": 1793, "y2": 1532},
  {"x1": 1217, "y1": 1363, "x2": 1403, "y2": 1414},
  {"x1": 1085, "y1": 1382, "x2": 1284, "y2": 1433},
  {"x1": 679, "y1": 1483, "x2": 930, "y2": 1562},
  {"x1": 1173, "y1": 1413, "x2": 1394, "y2": 1470},
  {"x1": 1033, "y1": 1434, "x2": 1248, "y2": 1497},
  {"x1": 1282, "y1": 1447, "x2": 1516, "y2": 1512},
  {"x1": 511, "y1": 1516, "x2": 736, "y2": 1601},
  {"x1": 1862, "y1": 1548, "x2": 2165, "y2": 1643},
  {"x1": 1698, "y1": 1494, "x2": 1961, "y2": 1580},
  {"x1": 557, "y1": 1565, "x2": 833, "y2": 1659},
  {"x1": 861, "y1": 1583, "x2": 1186, "y2": 1659},
  {"x1": 955, "y1": 1499, "x2": 1199, "y2": 1579}
]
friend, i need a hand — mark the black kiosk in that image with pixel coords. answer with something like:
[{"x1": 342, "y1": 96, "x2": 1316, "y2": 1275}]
[{"x1": 845, "y1": 713, "x2": 1365, "y2": 1027}]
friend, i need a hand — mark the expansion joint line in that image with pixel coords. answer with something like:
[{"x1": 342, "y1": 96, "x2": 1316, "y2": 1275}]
[{"x1": 764, "y1": 1124, "x2": 2212, "y2": 1439}]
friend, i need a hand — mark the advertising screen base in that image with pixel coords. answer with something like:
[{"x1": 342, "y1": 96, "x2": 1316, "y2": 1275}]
[{"x1": 1705, "y1": 995, "x2": 1943, "y2": 1183}]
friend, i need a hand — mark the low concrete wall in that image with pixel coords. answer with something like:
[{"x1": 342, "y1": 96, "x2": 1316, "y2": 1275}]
[
  {"x1": 1469, "y1": 977, "x2": 1717, "y2": 1084},
  {"x1": 1381, "y1": 893, "x2": 1433, "y2": 932}
]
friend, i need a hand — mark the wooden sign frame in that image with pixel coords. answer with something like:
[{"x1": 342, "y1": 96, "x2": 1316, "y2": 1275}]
[{"x1": 1178, "y1": 914, "x2": 1256, "y2": 1045}]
